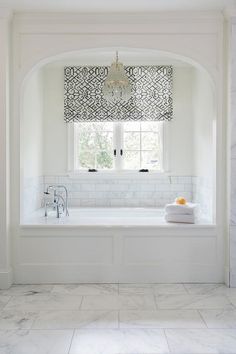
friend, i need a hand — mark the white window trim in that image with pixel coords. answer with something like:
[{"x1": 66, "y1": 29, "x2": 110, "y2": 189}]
[{"x1": 67, "y1": 122, "x2": 170, "y2": 175}]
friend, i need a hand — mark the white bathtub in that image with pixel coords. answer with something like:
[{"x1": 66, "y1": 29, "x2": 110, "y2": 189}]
[
  {"x1": 23, "y1": 207, "x2": 210, "y2": 226},
  {"x1": 18, "y1": 207, "x2": 218, "y2": 284}
]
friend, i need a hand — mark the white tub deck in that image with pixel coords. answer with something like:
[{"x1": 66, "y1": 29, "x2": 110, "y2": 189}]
[{"x1": 22, "y1": 207, "x2": 212, "y2": 227}]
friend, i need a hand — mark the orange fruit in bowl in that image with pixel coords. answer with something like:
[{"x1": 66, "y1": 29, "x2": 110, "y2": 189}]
[{"x1": 175, "y1": 197, "x2": 187, "y2": 205}]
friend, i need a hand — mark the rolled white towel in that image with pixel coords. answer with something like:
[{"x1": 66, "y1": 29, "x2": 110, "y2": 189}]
[
  {"x1": 165, "y1": 203, "x2": 196, "y2": 215},
  {"x1": 165, "y1": 213, "x2": 195, "y2": 224}
]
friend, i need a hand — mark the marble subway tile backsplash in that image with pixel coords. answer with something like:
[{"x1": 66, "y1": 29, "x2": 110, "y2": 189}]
[
  {"x1": 42, "y1": 175, "x2": 193, "y2": 208},
  {"x1": 23, "y1": 175, "x2": 213, "y2": 221},
  {"x1": 192, "y1": 176, "x2": 213, "y2": 221}
]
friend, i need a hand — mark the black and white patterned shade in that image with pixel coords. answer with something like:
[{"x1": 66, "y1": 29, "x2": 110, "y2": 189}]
[{"x1": 64, "y1": 66, "x2": 173, "y2": 122}]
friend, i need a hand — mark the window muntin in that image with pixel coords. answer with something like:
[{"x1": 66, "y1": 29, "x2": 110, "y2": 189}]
[
  {"x1": 73, "y1": 121, "x2": 164, "y2": 171},
  {"x1": 74, "y1": 122, "x2": 113, "y2": 170},
  {"x1": 123, "y1": 122, "x2": 162, "y2": 170}
]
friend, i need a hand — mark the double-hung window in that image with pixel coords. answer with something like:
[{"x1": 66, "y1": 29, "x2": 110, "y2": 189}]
[
  {"x1": 65, "y1": 65, "x2": 172, "y2": 173},
  {"x1": 69, "y1": 121, "x2": 164, "y2": 172}
]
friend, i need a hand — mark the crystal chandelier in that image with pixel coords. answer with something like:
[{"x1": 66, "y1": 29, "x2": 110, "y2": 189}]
[{"x1": 102, "y1": 51, "x2": 131, "y2": 103}]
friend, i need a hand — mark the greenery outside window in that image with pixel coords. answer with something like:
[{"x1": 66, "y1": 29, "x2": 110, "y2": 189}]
[{"x1": 69, "y1": 121, "x2": 165, "y2": 172}]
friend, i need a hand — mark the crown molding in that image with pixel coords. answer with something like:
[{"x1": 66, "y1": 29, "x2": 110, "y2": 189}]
[{"x1": 13, "y1": 10, "x2": 224, "y2": 25}]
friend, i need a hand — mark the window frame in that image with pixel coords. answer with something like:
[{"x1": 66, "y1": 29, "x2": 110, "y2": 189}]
[{"x1": 67, "y1": 121, "x2": 169, "y2": 174}]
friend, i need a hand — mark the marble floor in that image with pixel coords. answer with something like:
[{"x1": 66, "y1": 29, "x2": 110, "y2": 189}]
[{"x1": 0, "y1": 283, "x2": 236, "y2": 353}]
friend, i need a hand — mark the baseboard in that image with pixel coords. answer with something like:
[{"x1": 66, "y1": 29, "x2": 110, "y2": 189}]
[
  {"x1": 0, "y1": 268, "x2": 13, "y2": 289},
  {"x1": 14, "y1": 263, "x2": 223, "y2": 284}
]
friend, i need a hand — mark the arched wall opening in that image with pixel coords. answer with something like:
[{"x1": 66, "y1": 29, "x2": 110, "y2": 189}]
[{"x1": 21, "y1": 47, "x2": 216, "y2": 223}]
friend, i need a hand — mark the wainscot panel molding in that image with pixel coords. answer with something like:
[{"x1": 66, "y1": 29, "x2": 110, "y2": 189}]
[
  {"x1": 15, "y1": 225, "x2": 220, "y2": 284},
  {"x1": 11, "y1": 11, "x2": 225, "y2": 285}
]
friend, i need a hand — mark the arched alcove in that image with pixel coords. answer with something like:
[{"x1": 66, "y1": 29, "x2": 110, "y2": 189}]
[{"x1": 21, "y1": 47, "x2": 215, "y2": 223}]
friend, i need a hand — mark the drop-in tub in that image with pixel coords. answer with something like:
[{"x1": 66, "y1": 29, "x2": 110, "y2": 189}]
[
  {"x1": 23, "y1": 207, "x2": 210, "y2": 226},
  {"x1": 18, "y1": 207, "x2": 218, "y2": 284}
]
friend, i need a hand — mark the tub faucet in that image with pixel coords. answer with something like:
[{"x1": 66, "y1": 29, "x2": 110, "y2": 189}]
[{"x1": 44, "y1": 185, "x2": 69, "y2": 218}]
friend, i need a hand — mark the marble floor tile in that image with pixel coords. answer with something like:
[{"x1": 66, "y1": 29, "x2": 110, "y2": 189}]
[
  {"x1": 32, "y1": 310, "x2": 119, "y2": 329},
  {"x1": 0, "y1": 296, "x2": 11, "y2": 310},
  {"x1": 69, "y1": 329, "x2": 169, "y2": 354},
  {"x1": 153, "y1": 284, "x2": 187, "y2": 295},
  {"x1": 199, "y1": 308, "x2": 236, "y2": 329},
  {"x1": 5, "y1": 294, "x2": 83, "y2": 311},
  {"x1": 156, "y1": 294, "x2": 233, "y2": 309},
  {"x1": 2, "y1": 283, "x2": 235, "y2": 354},
  {"x1": 226, "y1": 296, "x2": 236, "y2": 307},
  {"x1": 81, "y1": 295, "x2": 156, "y2": 310},
  {"x1": 52, "y1": 284, "x2": 118, "y2": 296},
  {"x1": 119, "y1": 310, "x2": 206, "y2": 329},
  {"x1": 0, "y1": 310, "x2": 37, "y2": 330},
  {"x1": 0, "y1": 329, "x2": 73, "y2": 354},
  {"x1": 184, "y1": 283, "x2": 236, "y2": 296},
  {"x1": 119, "y1": 284, "x2": 154, "y2": 295},
  {"x1": 165, "y1": 328, "x2": 236, "y2": 353},
  {"x1": 0, "y1": 284, "x2": 53, "y2": 296}
]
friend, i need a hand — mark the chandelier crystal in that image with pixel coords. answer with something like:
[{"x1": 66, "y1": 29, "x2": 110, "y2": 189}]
[{"x1": 102, "y1": 51, "x2": 131, "y2": 104}]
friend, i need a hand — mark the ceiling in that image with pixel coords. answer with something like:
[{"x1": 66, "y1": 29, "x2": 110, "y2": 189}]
[{"x1": 0, "y1": 0, "x2": 235, "y2": 12}]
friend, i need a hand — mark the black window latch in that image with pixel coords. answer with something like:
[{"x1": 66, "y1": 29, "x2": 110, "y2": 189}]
[{"x1": 88, "y1": 169, "x2": 98, "y2": 172}]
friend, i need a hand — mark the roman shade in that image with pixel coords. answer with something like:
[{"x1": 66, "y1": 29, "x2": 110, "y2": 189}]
[{"x1": 64, "y1": 65, "x2": 173, "y2": 122}]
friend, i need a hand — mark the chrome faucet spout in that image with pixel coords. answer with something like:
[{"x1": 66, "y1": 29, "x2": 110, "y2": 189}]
[
  {"x1": 56, "y1": 185, "x2": 69, "y2": 216},
  {"x1": 44, "y1": 184, "x2": 69, "y2": 218}
]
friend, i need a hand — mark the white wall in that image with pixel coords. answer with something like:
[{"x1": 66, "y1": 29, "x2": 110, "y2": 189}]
[
  {"x1": 11, "y1": 12, "x2": 224, "y2": 287},
  {"x1": 43, "y1": 66, "x2": 67, "y2": 175},
  {"x1": 192, "y1": 67, "x2": 215, "y2": 220},
  {"x1": 22, "y1": 68, "x2": 44, "y2": 217},
  {"x1": 192, "y1": 68, "x2": 214, "y2": 177},
  {"x1": 22, "y1": 69, "x2": 44, "y2": 178},
  {"x1": 170, "y1": 67, "x2": 194, "y2": 174},
  {"x1": 42, "y1": 64, "x2": 195, "y2": 176}
]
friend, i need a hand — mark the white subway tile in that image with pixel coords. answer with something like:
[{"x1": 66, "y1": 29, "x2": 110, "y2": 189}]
[
  {"x1": 95, "y1": 199, "x2": 111, "y2": 207},
  {"x1": 184, "y1": 184, "x2": 192, "y2": 192},
  {"x1": 171, "y1": 184, "x2": 184, "y2": 192},
  {"x1": 110, "y1": 199, "x2": 125, "y2": 207},
  {"x1": 80, "y1": 199, "x2": 96, "y2": 207},
  {"x1": 95, "y1": 184, "x2": 111, "y2": 191},
  {"x1": 80, "y1": 184, "x2": 96, "y2": 191}
]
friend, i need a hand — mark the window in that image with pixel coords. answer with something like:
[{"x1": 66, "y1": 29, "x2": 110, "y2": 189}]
[{"x1": 69, "y1": 121, "x2": 165, "y2": 172}]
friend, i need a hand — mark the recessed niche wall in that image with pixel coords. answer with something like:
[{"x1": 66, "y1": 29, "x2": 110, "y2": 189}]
[{"x1": 21, "y1": 50, "x2": 215, "y2": 221}]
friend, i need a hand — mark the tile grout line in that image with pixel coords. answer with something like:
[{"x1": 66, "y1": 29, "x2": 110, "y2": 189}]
[
  {"x1": 154, "y1": 294, "x2": 159, "y2": 310},
  {"x1": 225, "y1": 295, "x2": 236, "y2": 309},
  {"x1": 79, "y1": 296, "x2": 84, "y2": 310},
  {"x1": 29, "y1": 310, "x2": 41, "y2": 330},
  {"x1": 1, "y1": 295, "x2": 13, "y2": 310},
  {"x1": 67, "y1": 328, "x2": 75, "y2": 354},
  {"x1": 182, "y1": 283, "x2": 190, "y2": 294},
  {"x1": 118, "y1": 310, "x2": 120, "y2": 329},
  {"x1": 163, "y1": 328, "x2": 172, "y2": 354},
  {"x1": 197, "y1": 309, "x2": 209, "y2": 329}
]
